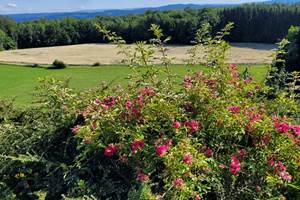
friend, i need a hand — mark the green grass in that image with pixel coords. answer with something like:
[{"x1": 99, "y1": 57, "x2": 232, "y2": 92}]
[{"x1": 0, "y1": 64, "x2": 269, "y2": 106}]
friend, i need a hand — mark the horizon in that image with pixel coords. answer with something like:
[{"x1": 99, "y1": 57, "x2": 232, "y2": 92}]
[{"x1": 1, "y1": 0, "x2": 268, "y2": 14}]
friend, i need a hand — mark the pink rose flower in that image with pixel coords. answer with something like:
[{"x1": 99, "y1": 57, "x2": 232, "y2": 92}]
[
  {"x1": 291, "y1": 125, "x2": 300, "y2": 137},
  {"x1": 279, "y1": 171, "x2": 292, "y2": 182},
  {"x1": 137, "y1": 171, "x2": 149, "y2": 182},
  {"x1": 173, "y1": 178, "x2": 184, "y2": 188},
  {"x1": 274, "y1": 122, "x2": 290, "y2": 133},
  {"x1": 185, "y1": 120, "x2": 199, "y2": 133},
  {"x1": 156, "y1": 145, "x2": 169, "y2": 157},
  {"x1": 125, "y1": 100, "x2": 132, "y2": 109},
  {"x1": 130, "y1": 140, "x2": 145, "y2": 154},
  {"x1": 139, "y1": 86, "x2": 155, "y2": 96},
  {"x1": 172, "y1": 121, "x2": 181, "y2": 129},
  {"x1": 229, "y1": 156, "x2": 241, "y2": 175},
  {"x1": 104, "y1": 144, "x2": 118, "y2": 157},
  {"x1": 228, "y1": 106, "x2": 241, "y2": 114},
  {"x1": 183, "y1": 153, "x2": 193, "y2": 165}
]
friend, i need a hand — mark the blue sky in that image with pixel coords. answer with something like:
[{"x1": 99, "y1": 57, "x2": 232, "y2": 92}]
[{"x1": 0, "y1": 0, "x2": 267, "y2": 14}]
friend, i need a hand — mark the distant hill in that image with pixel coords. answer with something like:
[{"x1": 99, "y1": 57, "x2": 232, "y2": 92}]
[
  {"x1": 5, "y1": 4, "x2": 236, "y2": 22},
  {"x1": 268, "y1": 0, "x2": 300, "y2": 3},
  {"x1": 5, "y1": 1, "x2": 300, "y2": 22}
]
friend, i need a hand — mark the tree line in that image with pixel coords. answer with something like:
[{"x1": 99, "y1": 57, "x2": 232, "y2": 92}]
[{"x1": 1, "y1": 3, "x2": 300, "y2": 50}]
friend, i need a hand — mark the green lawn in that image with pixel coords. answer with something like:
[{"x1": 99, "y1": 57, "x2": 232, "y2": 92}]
[{"x1": 0, "y1": 64, "x2": 269, "y2": 106}]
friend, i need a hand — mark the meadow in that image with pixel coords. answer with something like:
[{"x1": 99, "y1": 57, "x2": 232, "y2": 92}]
[{"x1": 0, "y1": 63, "x2": 268, "y2": 106}]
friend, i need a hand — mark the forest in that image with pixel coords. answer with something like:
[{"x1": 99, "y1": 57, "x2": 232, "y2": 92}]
[{"x1": 1, "y1": 3, "x2": 300, "y2": 50}]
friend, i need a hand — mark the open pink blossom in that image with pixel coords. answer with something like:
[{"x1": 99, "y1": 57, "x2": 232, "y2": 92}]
[
  {"x1": 183, "y1": 153, "x2": 193, "y2": 165},
  {"x1": 104, "y1": 144, "x2": 118, "y2": 157},
  {"x1": 228, "y1": 106, "x2": 241, "y2": 114},
  {"x1": 173, "y1": 178, "x2": 184, "y2": 188},
  {"x1": 267, "y1": 156, "x2": 276, "y2": 167},
  {"x1": 291, "y1": 125, "x2": 300, "y2": 137},
  {"x1": 137, "y1": 171, "x2": 149, "y2": 182},
  {"x1": 156, "y1": 145, "x2": 169, "y2": 157},
  {"x1": 274, "y1": 122, "x2": 290, "y2": 133},
  {"x1": 125, "y1": 100, "x2": 132, "y2": 109},
  {"x1": 279, "y1": 171, "x2": 292, "y2": 182},
  {"x1": 130, "y1": 140, "x2": 145, "y2": 154},
  {"x1": 229, "y1": 156, "x2": 241, "y2": 175},
  {"x1": 172, "y1": 121, "x2": 181, "y2": 129}
]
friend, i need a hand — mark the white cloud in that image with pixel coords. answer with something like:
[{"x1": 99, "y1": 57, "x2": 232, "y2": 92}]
[{"x1": 6, "y1": 3, "x2": 17, "y2": 8}]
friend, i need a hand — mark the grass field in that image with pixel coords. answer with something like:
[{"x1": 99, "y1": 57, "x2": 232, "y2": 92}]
[{"x1": 0, "y1": 64, "x2": 269, "y2": 106}]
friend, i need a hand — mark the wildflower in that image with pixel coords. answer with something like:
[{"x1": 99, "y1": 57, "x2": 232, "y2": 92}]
[
  {"x1": 185, "y1": 120, "x2": 199, "y2": 133},
  {"x1": 229, "y1": 156, "x2": 241, "y2": 175},
  {"x1": 173, "y1": 178, "x2": 184, "y2": 188},
  {"x1": 104, "y1": 144, "x2": 118, "y2": 157},
  {"x1": 130, "y1": 140, "x2": 145, "y2": 154},
  {"x1": 228, "y1": 106, "x2": 241, "y2": 114},
  {"x1": 183, "y1": 153, "x2": 193, "y2": 165},
  {"x1": 137, "y1": 171, "x2": 149, "y2": 182},
  {"x1": 205, "y1": 147, "x2": 214, "y2": 158},
  {"x1": 156, "y1": 145, "x2": 169, "y2": 157},
  {"x1": 71, "y1": 125, "x2": 80, "y2": 134},
  {"x1": 172, "y1": 121, "x2": 181, "y2": 129}
]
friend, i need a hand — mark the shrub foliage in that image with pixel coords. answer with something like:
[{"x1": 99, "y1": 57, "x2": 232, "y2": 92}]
[{"x1": 0, "y1": 24, "x2": 299, "y2": 200}]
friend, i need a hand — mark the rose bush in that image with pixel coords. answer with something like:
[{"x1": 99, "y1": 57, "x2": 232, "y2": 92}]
[{"x1": 0, "y1": 24, "x2": 299, "y2": 199}]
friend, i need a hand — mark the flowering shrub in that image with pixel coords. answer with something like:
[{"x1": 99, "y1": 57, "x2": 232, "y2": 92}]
[
  {"x1": 0, "y1": 24, "x2": 299, "y2": 199},
  {"x1": 67, "y1": 24, "x2": 300, "y2": 199}
]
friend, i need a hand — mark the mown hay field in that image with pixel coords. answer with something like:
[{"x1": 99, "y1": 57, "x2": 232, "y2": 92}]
[{"x1": 0, "y1": 43, "x2": 276, "y2": 65}]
